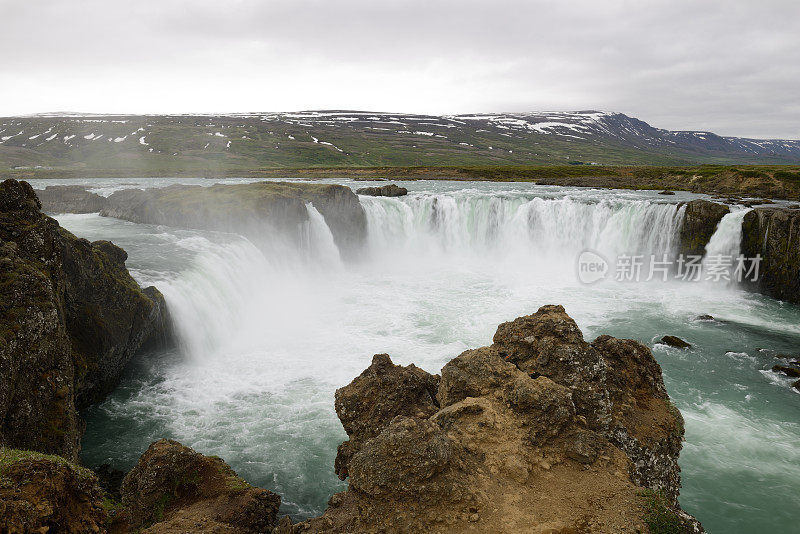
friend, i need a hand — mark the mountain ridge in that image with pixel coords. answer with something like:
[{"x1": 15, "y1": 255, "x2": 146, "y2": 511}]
[{"x1": 2, "y1": 110, "x2": 799, "y2": 170}]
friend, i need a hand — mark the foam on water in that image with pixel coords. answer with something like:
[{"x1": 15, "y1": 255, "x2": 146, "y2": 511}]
[{"x1": 55, "y1": 180, "x2": 800, "y2": 532}]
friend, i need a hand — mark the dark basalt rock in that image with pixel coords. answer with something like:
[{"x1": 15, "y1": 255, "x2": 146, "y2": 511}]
[
  {"x1": 694, "y1": 314, "x2": 715, "y2": 321},
  {"x1": 100, "y1": 181, "x2": 368, "y2": 260},
  {"x1": 661, "y1": 335, "x2": 692, "y2": 349},
  {"x1": 35, "y1": 185, "x2": 108, "y2": 214},
  {"x1": 356, "y1": 184, "x2": 408, "y2": 197},
  {"x1": 678, "y1": 200, "x2": 730, "y2": 257},
  {"x1": 772, "y1": 365, "x2": 800, "y2": 378},
  {"x1": 658, "y1": 190, "x2": 676, "y2": 195},
  {"x1": 94, "y1": 463, "x2": 126, "y2": 501},
  {"x1": 0, "y1": 179, "x2": 170, "y2": 459},
  {"x1": 741, "y1": 207, "x2": 800, "y2": 304}
]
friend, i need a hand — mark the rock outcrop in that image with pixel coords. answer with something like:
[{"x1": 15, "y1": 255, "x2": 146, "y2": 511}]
[
  {"x1": 356, "y1": 184, "x2": 408, "y2": 197},
  {"x1": 0, "y1": 179, "x2": 170, "y2": 459},
  {"x1": 287, "y1": 305, "x2": 701, "y2": 533},
  {"x1": 740, "y1": 206, "x2": 800, "y2": 304},
  {"x1": 100, "y1": 181, "x2": 367, "y2": 260},
  {"x1": 120, "y1": 439, "x2": 281, "y2": 533},
  {"x1": 35, "y1": 185, "x2": 108, "y2": 214},
  {"x1": 0, "y1": 440, "x2": 281, "y2": 534},
  {"x1": 334, "y1": 353, "x2": 440, "y2": 480},
  {"x1": 678, "y1": 199, "x2": 730, "y2": 257},
  {"x1": 0, "y1": 448, "x2": 108, "y2": 533}
]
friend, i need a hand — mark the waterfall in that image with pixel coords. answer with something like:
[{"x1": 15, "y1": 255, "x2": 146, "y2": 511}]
[
  {"x1": 704, "y1": 208, "x2": 752, "y2": 260},
  {"x1": 361, "y1": 193, "x2": 685, "y2": 262},
  {"x1": 303, "y1": 203, "x2": 343, "y2": 268},
  {"x1": 159, "y1": 203, "x2": 343, "y2": 362}
]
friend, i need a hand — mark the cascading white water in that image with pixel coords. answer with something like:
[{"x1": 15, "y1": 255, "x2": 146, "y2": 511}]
[
  {"x1": 303, "y1": 203, "x2": 344, "y2": 268},
  {"x1": 160, "y1": 203, "x2": 344, "y2": 362},
  {"x1": 361, "y1": 193, "x2": 686, "y2": 263},
  {"x1": 704, "y1": 208, "x2": 752, "y2": 260}
]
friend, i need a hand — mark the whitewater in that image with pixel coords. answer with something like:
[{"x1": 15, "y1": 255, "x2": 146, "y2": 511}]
[{"x1": 33, "y1": 177, "x2": 800, "y2": 533}]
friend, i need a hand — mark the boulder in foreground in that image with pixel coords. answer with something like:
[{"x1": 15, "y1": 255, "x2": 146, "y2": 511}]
[
  {"x1": 0, "y1": 440, "x2": 281, "y2": 534},
  {"x1": 120, "y1": 439, "x2": 281, "y2": 533},
  {"x1": 287, "y1": 304, "x2": 702, "y2": 533},
  {"x1": 0, "y1": 448, "x2": 107, "y2": 533}
]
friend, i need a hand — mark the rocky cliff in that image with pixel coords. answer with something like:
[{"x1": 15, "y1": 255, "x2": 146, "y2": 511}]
[
  {"x1": 99, "y1": 181, "x2": 367, "y2": 260},
  {"x1": 36, "y1": 185, "x2": 108, "y2": 214},
  {"x1": 741, "y1": 207, "x2": 800, "y2": 304},
  {"x1": 0, "y1": 448, "x2": 108, "y2": 533},
  {"x1": 284, "y1": 305, "x2": 702, "y2": 533},
  {"x1": 678, "y1": 199, "x2": 730, "y2": 257},
  {"x1": 0, "y1": 179, "x2": 170, "y2": 459}
]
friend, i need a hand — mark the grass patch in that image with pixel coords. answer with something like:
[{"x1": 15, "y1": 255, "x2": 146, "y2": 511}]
[
  {"x1": 640, "y1": 489, "x2": 693, "y2": 534},
  {"x1": 0, "y1": 447, "x2": 94, "y2": 482}
]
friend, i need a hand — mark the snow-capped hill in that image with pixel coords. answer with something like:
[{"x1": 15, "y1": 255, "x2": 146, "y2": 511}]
[{"x1": 0, "y1": 110, "x2": 798, "y2": 169}]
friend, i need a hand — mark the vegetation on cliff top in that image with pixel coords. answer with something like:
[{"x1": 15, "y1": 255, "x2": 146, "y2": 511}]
[{"x1": 0, "y1": 447, "x2": 95, "y2": 482}]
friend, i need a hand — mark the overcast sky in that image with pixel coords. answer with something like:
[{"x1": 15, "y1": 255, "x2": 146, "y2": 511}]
[{"x1": 1, "y1": 0, "x2": 798, "y2": 138}]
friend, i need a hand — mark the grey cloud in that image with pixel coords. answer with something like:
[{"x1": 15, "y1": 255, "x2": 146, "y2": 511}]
[{"x1": 0, "y1": 0, "x2": 798, "y2": 138}]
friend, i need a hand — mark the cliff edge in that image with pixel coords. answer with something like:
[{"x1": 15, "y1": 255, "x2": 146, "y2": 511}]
[
  {"x1": 99, "y1": 181, "x2": 367, "y2": 260},
  {"x1": 0, "y1": 179, "x2": 170, "y2": 459}
]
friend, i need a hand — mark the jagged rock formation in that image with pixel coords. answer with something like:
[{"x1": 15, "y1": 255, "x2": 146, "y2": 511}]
[
  {"x1": 285, "y1": 305, "x2": 701, "y2": 533},
  {"x1": 36, "y1": 185, "x2": 108, "y2": 214},
  {"x1": 740, "y1": 206, "x2": 800, "y2": 304},
  {"x1": 99, "y1": 181, "x2": 367, "y2": 260},
  {"x1": 0, "y1": 179, "x2": 170, "y2": 459},
  {"x1": 0, "y1": 448, "x2": 108, "y2": 533},
  {"x1": 356, "y1": 184, "x2": 408, "y2": 197},
  {"x1": 120, "y1": 439, "x2": 281, "y2": 533},
  {"x1": 334, "y1": 353, "x2": 440, "y2": 480},
  {"x1": 678, "y1": 199, "x2": 730, "y2": 257}
]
